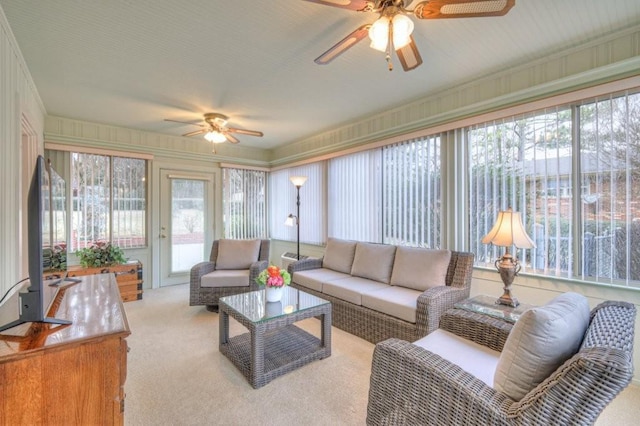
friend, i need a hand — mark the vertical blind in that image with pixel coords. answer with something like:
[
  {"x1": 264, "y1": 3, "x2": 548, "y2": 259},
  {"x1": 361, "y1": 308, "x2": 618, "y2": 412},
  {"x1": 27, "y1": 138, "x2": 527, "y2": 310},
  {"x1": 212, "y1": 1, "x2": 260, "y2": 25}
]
[
  {"x1": 328, "y1": 150, "x2": 382, "y2": 242},
  {"x1": 383, "y1": 136, "x2": 442, "y2": 247},
  {"x1": 222, "y1": 168, "x2": 267, "y2": 239},
  {"x1": 270, "y1": 163, "x2": 325, "y2": 245},
  {"x1": 327, "y1": 135, "x2": 442, "y2": 247}
]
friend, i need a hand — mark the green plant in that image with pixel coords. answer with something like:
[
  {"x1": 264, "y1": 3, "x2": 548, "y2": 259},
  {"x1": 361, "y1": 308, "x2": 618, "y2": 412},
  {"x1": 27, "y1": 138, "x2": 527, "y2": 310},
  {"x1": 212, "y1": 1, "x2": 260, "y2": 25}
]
[
  {"x1": 50, "y1": 244, "x2": 68, "y2": 271},
  {"x1": 76, "y1": 241, "x2": 126, "y2": 268}
]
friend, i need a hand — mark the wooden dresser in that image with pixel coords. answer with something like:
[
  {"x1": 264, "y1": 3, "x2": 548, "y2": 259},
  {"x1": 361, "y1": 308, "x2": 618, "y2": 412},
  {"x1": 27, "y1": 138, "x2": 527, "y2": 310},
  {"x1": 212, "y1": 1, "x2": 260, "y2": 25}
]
[{"x1": 0, "y1": 274, "x2": 130, "y2": 425}]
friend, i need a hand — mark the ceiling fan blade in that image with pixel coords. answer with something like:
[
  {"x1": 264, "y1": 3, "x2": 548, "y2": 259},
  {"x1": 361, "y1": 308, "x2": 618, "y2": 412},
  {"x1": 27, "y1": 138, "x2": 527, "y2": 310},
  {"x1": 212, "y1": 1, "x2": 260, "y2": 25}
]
[
  {"x1": 396, "y1": 36, "x2": 423, "y2": 71},
  {"x1": 413, "y1": 0, "x2": 515, "y2": 19},
  {"x1": 302, "y1": 0, "x2": 372, "y2": 12},
  {"x1": 182, "y1": 129, "x2": 207, "y2": 137},
  {"x1": 225, "y1": 133, "x2": 240, "y2": 144},
  {"x1": 164, "y1": 118, "x2": 205, "y2": 127},
  {"x1": 315, "y1": 25, "x2": 371, "y2": 65},
  {"x1": 226, "y1": 127, "x2": 264, "y2": 137}
]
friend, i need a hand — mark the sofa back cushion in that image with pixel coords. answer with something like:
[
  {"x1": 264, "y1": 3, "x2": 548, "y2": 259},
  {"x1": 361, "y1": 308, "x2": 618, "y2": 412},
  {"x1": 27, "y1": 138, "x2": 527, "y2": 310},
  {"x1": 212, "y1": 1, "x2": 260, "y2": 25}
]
[
  {"x1": 216, "y1": 239, "x2": 261, "y2": 270},
  {"x1": 322, "y1": 238, "x2": 357, "y2": 274},
  {"x1": 493, "y1": 292, "x2": 590, "y2": 401},
  {"x1": 350, "y1": 242, "x2": 396, "y2": 284},
  {"x1": 390, "y1": 247, "x2": 452, "y2": 291}
]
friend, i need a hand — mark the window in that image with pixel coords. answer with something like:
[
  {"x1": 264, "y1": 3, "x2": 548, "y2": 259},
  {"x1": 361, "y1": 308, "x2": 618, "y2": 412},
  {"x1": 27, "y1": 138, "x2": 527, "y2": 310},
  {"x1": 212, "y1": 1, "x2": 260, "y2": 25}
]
[
  {"x1": 222, "y1": 168, "x2": 267, "y2": 239},
  {"x1": 270, "y1": 163, "x2": 325, "y2": 245},
  {"x1": 469, "y1": 90, "x2": 640, "y2": 287},
  {"x1": 328, "y1": 135, "x2": 442, "y2": 247},
  {"x1": 71, "y1": 153, "x2": 147, "y2": 250}
]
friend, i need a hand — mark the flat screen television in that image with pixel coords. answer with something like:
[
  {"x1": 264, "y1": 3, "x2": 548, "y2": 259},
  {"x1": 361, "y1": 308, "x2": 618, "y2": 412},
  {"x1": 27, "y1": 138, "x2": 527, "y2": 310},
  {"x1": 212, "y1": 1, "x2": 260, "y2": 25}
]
[{"x1": 0, "y1": 155, "x2": 71, "y2": 332}]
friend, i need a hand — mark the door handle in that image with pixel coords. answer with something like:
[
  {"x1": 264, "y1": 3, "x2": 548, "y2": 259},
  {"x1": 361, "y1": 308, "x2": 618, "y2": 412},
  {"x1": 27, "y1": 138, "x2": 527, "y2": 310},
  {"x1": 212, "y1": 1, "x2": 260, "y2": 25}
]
[{"x1": 160, "y1": 233, "x2": 167, "y2": 239}]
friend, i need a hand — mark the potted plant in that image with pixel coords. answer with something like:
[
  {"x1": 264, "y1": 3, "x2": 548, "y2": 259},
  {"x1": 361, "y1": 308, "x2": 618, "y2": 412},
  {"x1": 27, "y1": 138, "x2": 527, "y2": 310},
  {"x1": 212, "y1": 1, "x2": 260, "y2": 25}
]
[
  {"x1": 50, "y1": 243, "x2": 68, "y2": 271},
  {"x1": 76, "y1": 241, "x2": 126, "y2": 268}
]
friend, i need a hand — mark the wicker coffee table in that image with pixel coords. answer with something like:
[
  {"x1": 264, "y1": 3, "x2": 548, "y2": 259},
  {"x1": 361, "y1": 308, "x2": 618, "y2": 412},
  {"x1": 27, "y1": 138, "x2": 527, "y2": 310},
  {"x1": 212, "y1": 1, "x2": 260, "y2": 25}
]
[{"x1": 219, "y1": 286, "x2": 332, "y2": 388}]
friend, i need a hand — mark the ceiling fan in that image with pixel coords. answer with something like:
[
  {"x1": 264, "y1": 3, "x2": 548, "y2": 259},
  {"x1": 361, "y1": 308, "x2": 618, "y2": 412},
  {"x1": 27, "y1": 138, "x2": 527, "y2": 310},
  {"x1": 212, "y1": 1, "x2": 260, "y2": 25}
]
[
  {"x1": 164, "y1": 113, "x2": 263, "y2": 151},
  {"x1": 306, "y1": 0, "x2": 515, "y2": 72}
]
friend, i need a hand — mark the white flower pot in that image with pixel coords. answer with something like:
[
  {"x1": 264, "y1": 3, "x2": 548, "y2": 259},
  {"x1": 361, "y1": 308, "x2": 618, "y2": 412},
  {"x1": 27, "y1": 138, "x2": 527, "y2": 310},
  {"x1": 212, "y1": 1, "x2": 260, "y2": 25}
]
[{"x1": 265, "y1": 286, "x2": 284, "y2": 303}]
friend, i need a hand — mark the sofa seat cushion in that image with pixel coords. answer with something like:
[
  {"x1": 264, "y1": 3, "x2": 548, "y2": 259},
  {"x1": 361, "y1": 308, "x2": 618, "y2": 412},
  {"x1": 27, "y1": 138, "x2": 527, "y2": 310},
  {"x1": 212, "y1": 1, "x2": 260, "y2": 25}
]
[
  {"x1": 413, "y1": 329, "x2": 500, "y2": 387},
  {"x1": 322, "y1": 238, "x2": 357, "y2": 274},
  {"x1": 390, "y1": 247, "x2": 452, "y2": 291},
  {"x1": 215, "y1": 239, "x2": 261, "y2": 270},
  {"x1": 322, "y1": 277, "x2": 390, "y2": 306},
  {"x1": 361, "y1": 286, "x2": 422, "y2": 323},
  {"x1": 292, "y1": 268, "x2": 351, "y2": 292},
  {"x1": 201, "y1": 270, "x2": 250, "y2": 288},
  {"x1": 494, "y1": 292, "x2": 590, "y2": 401},
  {"x1": 350, "y1": 242, "x2": 397, "y2": 284}
]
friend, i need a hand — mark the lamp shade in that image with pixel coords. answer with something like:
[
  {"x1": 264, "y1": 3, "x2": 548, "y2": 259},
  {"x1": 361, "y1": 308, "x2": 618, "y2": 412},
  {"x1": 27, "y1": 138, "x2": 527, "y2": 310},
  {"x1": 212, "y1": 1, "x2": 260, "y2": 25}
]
[
  {"x1": 392, "y1": 14, "x2": 414, "y2": 49},
  {"x1": 481, "y1": 209, "x2": 535, "y2": 249},
  {"x1": 369, "y1": 16, "x2": 390, "y2": 52},
  {"x1": 289, "y1": 176, "x2": 308, "y2": 187},
  {"x1": 284, "y1": 214, "x2": 296, "y2": 227},
  {"x1": 204, "y1": 130, "x2": 226, "y2": 143}
]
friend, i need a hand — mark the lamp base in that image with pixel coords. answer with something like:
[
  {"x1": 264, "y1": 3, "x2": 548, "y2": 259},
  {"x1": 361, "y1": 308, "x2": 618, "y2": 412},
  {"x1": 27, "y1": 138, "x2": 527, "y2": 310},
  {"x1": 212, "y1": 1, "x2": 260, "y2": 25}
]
[
  {"x1": 496, "y1": 292, "x2": 519, "y2": 308},
  {"x1": 494, "y1": 252, "x2": 521, "y2": 308}
]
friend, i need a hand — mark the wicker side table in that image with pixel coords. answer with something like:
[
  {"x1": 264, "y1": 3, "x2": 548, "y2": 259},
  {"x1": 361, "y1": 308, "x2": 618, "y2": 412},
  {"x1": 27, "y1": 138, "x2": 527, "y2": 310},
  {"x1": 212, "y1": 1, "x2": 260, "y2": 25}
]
[{"x1": 219, "y1": 287, "x2": 331, "y2": 389}]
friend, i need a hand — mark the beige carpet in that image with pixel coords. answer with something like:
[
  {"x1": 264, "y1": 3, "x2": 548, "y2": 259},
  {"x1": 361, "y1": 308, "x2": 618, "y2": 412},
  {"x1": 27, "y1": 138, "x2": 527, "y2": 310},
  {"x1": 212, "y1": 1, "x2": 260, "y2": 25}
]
[{"x1": 123, "y1": 284, "x2": 639, "y2": 425}]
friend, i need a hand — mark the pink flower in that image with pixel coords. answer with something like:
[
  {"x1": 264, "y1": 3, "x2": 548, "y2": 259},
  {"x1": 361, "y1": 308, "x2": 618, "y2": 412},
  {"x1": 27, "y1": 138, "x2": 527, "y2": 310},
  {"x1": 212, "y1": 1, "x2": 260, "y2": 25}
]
[{"x1": 267, "y1": 275, "x2": 284, "y2": 287}]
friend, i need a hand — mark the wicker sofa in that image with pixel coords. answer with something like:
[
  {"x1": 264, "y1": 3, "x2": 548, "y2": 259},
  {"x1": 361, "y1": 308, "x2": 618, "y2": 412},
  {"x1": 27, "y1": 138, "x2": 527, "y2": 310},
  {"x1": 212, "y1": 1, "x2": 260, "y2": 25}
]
[
  {"x1": 288, "y1": 238, "x2": 474, "y2": 344},
  {"x1": 366, "y1": 297, "x2": 636, "y2": 425}
]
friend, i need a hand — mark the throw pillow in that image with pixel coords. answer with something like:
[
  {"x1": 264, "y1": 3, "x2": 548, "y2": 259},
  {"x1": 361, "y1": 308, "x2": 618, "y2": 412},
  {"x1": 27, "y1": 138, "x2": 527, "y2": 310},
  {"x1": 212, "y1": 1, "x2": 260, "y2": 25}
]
[
  {"x1": 493, "y1": 292, "x2": 590, "y2": 401},
  {"x1": 390, "y1": 247, "x2": 451, "y2": 291},
  {"x1": 350, "y1": 242, "x2": 396, "y2": 284},
  {"x1": 216, "y1": 239, "x2": 261, "y2": 270},
  {"x1": 322, "y1": 238, "x2": 357, "y2": 274}
]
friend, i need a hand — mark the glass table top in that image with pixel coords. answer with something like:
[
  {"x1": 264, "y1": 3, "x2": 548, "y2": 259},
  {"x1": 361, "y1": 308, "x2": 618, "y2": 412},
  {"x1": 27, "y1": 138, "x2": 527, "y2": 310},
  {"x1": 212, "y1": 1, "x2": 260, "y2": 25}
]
[
  {"x1": 454, "y1": 294, "x2": 536, "y2": 323},
  {"x1": 219, "y1": 286, "x2": 329, "y2": 323}
]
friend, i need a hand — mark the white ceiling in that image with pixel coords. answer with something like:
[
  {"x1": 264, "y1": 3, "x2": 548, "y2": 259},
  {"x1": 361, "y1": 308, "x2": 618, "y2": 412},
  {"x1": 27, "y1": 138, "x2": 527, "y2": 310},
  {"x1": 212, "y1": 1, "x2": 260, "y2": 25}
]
[{"x1": 1, "y1": 0, "x2": 639, "y2": 150}]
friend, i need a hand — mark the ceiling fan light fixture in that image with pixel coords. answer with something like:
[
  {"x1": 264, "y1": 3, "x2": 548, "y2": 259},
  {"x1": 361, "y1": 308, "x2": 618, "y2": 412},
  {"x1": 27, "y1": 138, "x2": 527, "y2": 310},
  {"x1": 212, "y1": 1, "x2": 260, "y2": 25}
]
[
  {"x1": 204, "y1": 130, "x2": 226, "y2": 143},
  {"x1": 368, "y1": 16, "x2": 390, "y2": 52},
  {"x1": 392, "y1": 14, "x2": 414, "y2": 49}
]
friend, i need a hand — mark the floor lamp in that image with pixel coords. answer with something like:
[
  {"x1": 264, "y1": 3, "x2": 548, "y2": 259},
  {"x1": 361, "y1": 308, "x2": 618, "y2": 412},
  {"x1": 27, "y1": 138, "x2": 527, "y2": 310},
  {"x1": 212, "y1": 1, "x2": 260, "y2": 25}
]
[
  {"x1": 481, "y1": 208, "x2": 535, "y2": 307},
  {"x1": 285, "y1": 176, "x2": 307, "y2": 260}
]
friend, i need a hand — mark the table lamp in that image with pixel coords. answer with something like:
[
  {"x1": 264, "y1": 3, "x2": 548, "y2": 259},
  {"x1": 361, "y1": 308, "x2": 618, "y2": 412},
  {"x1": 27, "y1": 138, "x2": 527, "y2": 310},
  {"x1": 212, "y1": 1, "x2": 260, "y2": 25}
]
[{"x1": 481, "y1": 208, "x2": 535, "y2": 307}]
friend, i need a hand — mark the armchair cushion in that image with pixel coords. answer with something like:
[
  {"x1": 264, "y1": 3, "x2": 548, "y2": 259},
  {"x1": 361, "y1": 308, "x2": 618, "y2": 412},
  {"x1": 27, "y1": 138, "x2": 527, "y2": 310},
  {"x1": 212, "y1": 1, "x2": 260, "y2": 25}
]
[
  {"x1": 201, "y1": 270, "x2": 251, "y2": 288},
  {"x1": 322, "y1": 238, "x2": 357, "y2": 273},
  {"x1": 350, "y1": 242, "x2": 396, "y2": 284},
  {"x1": 215, "y1": 239, "x2": 261, "y2": 270},
  {"x1": 413, "y1": 329, "x2": 500, "y2": 387},
  {"x1": 390, "y1": 247, "x2": 452, "y2": 291},
  {"x1": 494, "y1": 292, "x2": 590, "y2": 401}
]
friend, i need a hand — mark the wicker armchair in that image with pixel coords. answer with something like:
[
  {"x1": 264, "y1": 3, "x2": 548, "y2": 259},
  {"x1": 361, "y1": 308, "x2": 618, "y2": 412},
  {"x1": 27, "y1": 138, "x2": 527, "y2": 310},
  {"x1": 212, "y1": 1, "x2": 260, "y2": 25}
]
[
  {"x1": 189, "y1": 239, "x2": 269, "y2": 310},
  {"x1": 366, "y1": 300, "x2": 636, "y2": 425}
]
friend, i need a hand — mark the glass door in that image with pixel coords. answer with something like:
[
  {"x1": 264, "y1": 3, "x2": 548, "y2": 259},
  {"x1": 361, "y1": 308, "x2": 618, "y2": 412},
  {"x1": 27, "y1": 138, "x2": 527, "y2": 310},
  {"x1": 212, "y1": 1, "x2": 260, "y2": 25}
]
[{"x1": 159, "y1": 170, "x2": 214, "y2": 287}]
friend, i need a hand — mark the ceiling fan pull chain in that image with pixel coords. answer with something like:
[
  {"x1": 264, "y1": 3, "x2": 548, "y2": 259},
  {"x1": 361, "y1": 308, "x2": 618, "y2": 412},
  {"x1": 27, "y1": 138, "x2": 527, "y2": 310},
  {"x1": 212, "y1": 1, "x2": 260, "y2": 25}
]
[{"x1": 387, "y1": 18, "x2": 394, "y2": 71}]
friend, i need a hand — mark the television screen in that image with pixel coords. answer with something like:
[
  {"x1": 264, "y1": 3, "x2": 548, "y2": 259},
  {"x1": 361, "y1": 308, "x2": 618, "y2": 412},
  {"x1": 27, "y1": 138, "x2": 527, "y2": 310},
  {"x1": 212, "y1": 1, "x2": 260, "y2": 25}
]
[
  {"x1": 0, "y1": 155, "x2": 71, "y2": 332},
  {"x1": 45, "y1": 160, "x2": 68, "y2": 275}
]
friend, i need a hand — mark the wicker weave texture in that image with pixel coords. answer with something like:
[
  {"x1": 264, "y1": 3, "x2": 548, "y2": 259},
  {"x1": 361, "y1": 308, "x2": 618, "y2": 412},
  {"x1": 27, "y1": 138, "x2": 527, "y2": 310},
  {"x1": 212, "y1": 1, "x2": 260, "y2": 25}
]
[
  {"x1": 366, "y1": 301, "x2": 636, "y2": 425},
  {"x1": 289, "y1": 250, "x2": 474, "y2": 344},
  {"x1": 189, "y1": 239, "x2": 269, "y2": 307},
  {"x1": 219, "y1": 299, "x2": 331, "y2": 389}
]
